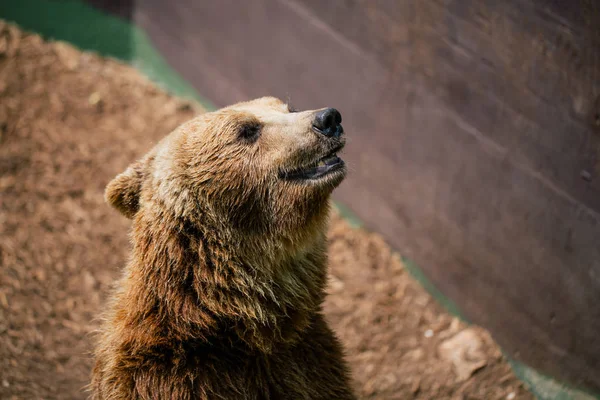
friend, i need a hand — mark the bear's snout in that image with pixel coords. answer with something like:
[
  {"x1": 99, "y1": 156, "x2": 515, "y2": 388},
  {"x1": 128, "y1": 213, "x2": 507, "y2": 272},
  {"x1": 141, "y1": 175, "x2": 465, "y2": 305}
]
[{"x1": 312, "y1": 108, "x2": 343, "y2": 139}]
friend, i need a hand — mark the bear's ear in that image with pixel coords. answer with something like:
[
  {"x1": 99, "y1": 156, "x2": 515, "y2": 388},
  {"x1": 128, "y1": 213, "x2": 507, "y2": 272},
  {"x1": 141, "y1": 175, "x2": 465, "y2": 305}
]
[{"x1": 105, "y1": 157, "x2": 151, "y2": 219}]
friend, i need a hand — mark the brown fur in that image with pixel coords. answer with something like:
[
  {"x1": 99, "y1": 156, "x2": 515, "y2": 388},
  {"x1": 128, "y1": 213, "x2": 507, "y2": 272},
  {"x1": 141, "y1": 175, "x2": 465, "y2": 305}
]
[{"x1": 91, "y1": 97, "x2": 355, "y2": 399}]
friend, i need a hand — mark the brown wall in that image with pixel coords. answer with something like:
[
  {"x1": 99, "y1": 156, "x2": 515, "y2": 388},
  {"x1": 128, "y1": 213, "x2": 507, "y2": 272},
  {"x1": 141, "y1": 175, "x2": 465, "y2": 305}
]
[{"x1": 89, "y1": 0, "x2": 600, "y2": 392}]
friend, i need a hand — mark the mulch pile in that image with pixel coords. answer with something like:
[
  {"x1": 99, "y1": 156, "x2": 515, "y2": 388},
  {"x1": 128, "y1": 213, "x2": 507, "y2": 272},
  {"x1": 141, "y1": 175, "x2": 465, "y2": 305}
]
[{"x1": 0, "y1": 21, "x2": 532, "y2": 399}]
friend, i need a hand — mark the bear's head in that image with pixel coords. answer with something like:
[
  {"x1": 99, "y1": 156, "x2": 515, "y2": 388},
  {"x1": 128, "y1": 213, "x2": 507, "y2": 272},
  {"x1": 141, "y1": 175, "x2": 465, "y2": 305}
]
[
  {"x1": 105, "y1": 97, "x2": 346, "y2": 250},
  {"x1": 101, "y1": 97, "x2": 348, "y2": 348}
]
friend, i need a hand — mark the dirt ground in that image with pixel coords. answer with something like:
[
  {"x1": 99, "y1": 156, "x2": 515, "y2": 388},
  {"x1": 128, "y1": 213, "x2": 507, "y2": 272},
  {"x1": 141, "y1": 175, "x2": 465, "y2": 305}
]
[{"x1": 0, "y1": 22, "x2": 533, "y2": 399}]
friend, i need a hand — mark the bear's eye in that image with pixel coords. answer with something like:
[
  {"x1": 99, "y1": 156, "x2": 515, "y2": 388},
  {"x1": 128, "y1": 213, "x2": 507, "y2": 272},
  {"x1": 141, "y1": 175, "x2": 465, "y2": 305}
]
[
  {"x1": 287, "y1": 103, "x2": 299, "y2": 113},
  {"x1": 239, "y1": 122, "x2": 262, "y2": 142}
]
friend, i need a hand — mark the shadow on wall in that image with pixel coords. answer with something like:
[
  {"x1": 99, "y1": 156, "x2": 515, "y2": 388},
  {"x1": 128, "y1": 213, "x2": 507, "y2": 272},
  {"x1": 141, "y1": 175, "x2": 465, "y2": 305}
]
[{"x1": 85, "y1": 0, "x2": 134, "y2": 20}]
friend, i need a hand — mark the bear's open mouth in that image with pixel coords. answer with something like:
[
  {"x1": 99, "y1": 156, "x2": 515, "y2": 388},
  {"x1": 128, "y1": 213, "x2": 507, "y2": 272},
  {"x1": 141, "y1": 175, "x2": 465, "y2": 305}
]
[{"x1": 280, "y1": 147, "x2": 345, "y2": 181}]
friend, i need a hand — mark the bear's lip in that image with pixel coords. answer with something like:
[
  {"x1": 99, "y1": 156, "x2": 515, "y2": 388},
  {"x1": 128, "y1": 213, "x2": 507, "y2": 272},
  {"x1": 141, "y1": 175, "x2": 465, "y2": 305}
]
[{"x1": 279, "y1": 145, "x2": 345, "y2": 182}]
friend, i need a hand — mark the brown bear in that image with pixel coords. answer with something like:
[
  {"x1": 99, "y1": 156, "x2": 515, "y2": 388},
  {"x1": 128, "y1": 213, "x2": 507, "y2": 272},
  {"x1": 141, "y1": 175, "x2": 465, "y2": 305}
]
[{"x1": 91, "y1": 97, "x2": 355, "y2": 399}]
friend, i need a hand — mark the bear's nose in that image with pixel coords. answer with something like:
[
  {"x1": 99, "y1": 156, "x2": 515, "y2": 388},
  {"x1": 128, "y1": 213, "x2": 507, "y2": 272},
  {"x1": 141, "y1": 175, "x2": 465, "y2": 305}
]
[{"x1": 312, "y1": 108, "x2": 343, "y2": 138}]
